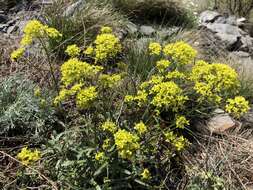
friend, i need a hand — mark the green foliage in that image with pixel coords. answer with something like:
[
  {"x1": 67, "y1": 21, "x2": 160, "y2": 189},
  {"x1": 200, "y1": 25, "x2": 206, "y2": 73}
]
[
  {"x1": 0, "y1": 74, "x2": 56, "y2": 138},
  {"x1": 187, "y1": 170, "x2": 225, "y2": 190}
]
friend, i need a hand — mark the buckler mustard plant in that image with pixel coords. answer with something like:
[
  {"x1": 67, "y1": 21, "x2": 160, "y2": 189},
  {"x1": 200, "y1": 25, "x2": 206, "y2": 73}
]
[{"x1": 49, "y1": 28, "x2": 249, "y2": 189}]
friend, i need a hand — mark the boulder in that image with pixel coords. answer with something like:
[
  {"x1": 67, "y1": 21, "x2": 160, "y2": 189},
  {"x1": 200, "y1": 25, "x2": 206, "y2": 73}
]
[
  {"x1": 199, "y1": 10, "x2": 221, "y2": 23},
  {"x1": 196, "y1": 109, "x2": 238, "y2": 135},
  {"x1": 140, "y1": 25, "x2": 156, "y2": 36},
  {"x1": 0, "y1": 14, "x2": 8, "y2": 23},
  {"x1": 63, "y1": 0, "x2": 86, "y2": 17}
]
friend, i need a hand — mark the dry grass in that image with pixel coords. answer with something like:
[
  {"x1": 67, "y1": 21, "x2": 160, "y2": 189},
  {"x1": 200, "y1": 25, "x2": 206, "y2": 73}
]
[{"x1": 184, "y1": 130, "x2": 253, "y2": 189}]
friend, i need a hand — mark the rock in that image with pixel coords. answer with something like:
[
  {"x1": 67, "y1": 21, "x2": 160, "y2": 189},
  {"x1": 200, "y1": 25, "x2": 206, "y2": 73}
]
[
  {"x1": 196, "y1": 109, "x2": 237, "y2": 134},
  {"x1": 63, "y1": 0, "x2": 86, "y2": 17},
  {"x1": 230, "y1": 51, "x2": 250, "y2": 58},
  {"x1": 0, "y1": 14, "x2": 8, "y2": 23},
  {"x1": 225, "y1": 16, "x2": 237, "y2": 25},
  {"x1": 126, "y1": 22, "x2": 138, "y2": 35},
  {"x1": 237, "y1": 17, "x2": 247, "y2": 26},
  {"x1": 140, "y1": 25, "x2": 155, "y2": 36},
  {"x1": 205, "y1": 23, "x2": 241, "y2": 36},
  {"x1": 199, "y1": 10, "x2": 221, "y2": 23},
  {"x1": 215, "y1": 33, "x2": 240, "y2": 50},
  {"x1": 158, "y1": 27, "x2": 180, "y2": 39},
  {"x1": 7, "y1": 25, "x2": 18, "y2": 34}
]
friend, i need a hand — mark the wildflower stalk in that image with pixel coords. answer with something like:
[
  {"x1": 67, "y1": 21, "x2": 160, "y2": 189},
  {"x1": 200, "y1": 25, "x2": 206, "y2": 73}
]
[{"x1": 38, "y1": 37, "x2": 59, "y2": 93}]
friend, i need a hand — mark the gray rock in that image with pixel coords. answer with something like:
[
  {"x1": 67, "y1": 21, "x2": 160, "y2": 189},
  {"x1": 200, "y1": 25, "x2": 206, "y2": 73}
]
[
  {"x1": 196, "y1": 109, "x2": 237, "y2": 135},
  {"x1": 140, "y1": 25, "x2": 155, "y2": 36},
  {"x1": 126, "y1": 22, "x2": 138, "y2": 35},
  {"x1": 205, "y1": 23, "x2": 241, "y2": 36},
  {"x1": 237, "y1": 17, "x2": 247, "y2": 26},
  {"x1": 230, "y1": 51, "x2": 250, "y2": 58},
  {"x1": 225, "y1": 16, "x2": 237, "y2": 25},
  {"x1": 7, "y1": 25, "x2": 18, "y2": 34},
  {"x1": 63, "y1": 0, "x2": 86, "y2": 17},
  {"x1": 199, "y1": 10, "x2": 221, "y2": 23},
  {"x1": 215, "y1": 33, "x2": 240, "y2": 49}
]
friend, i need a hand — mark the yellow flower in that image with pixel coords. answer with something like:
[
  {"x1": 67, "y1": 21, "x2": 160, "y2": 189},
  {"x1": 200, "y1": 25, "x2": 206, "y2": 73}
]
[
  {"x1": 76, "y1": 86, "x2": 97, "y2": 109},
  {"x1": 54, "y1": 83, "x2": 83, "y2": 105},
  {"x1": 141, "y1": 169, "x2": 151, "y2": 180},
  {"x1": 176, "y1": 115, "x2": 189, "y2": 129},
  {"x1": 20, "y1": 35, "x2": 33, "y2": 46},
  {"x1": 150, "y1": 81, "x2": 188, "y2": 111},
  {"x1": 124, "y1": 90, "x2": 148, "y2": 107},
  {"x1": 11, "y1": 48, "x2": 25, "y2": 61},
  {"x1": 45, "y1": 27, "x2": 62, "y2": 39},
  {"x1": 84, "y1": 46, "x2": 94, "y2": 55},
  {"x1": 149, "y1": 42, "x2": 162, "y2": 55},
  {"x1": 17, "y1": 147, "x2": 41, "y2": 166},
  {"x1": 23, "y1": 20, "x2": 45, "y2": 38},
  {"x1": 166, "y1": 70, "x2": 186, "y2": 80},
  {"x1": 134, "y1": 121, "x2": 147, "y2": 134},
  {"x1": 95, "y1": 152, "x2": 105, "y2": 161},
  {"x1": 191, "y1": 61, "x2": 239, "y2": 103},
  {"x1": 156, "y1": 59, "x2": 171, "y2": 72},
  {"x1": 225, "y1": 96, "x2": 250, "y2": 118},
  {"x1": 101, "y1": 26, "x2": 113, "y2": 34},
  {"x1": 94, "y1": 33, "x2": 122, "y2": 62},
  {"x1": 102, "y1": 138, "x2": 111, "y2": 150},
  {"x1": 60, "y1": 58, "x2": 103, "y2": 86},
  {"x1": 65, "y1": 44, "x2": 81, "y2": 57},
  {"x1": 98, "y1": 74, "x2": 122, "y2": 88},
  {"x1": 163, "y1": 41, "x2": 197, "y2": 65},
  {"x1": 165, "y1": 132, "x2": 187, "y2": 151},
  {"x1": 34, "y1": 87, "x2": 41, "y2": 97},
  {"x1": 114, "y1": 129, "x2": 140, "y2": 160},
  {"x1": 101, "y1": 120, "x2": 117, "y2": 133}
]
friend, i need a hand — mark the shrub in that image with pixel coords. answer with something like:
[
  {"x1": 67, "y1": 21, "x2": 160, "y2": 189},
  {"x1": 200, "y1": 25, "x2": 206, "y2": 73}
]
[
  {"x1": 10, "y1": 20, "x2": 250, "y2": 188},
  {"x1": 0, "y1": 74, "x2": 56, "y2": 139}
]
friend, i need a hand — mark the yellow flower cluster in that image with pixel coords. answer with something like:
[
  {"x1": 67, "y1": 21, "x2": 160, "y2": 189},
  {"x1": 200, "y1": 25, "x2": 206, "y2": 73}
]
[
  {"x1": 60, "y1": 58, "x2": 103, "y2": 87},
  {"x1": 141, "y1": 169, "x2": 151, "y2": 180},
  {"x1": 163, "y1": 41, "x2": 197, "y2": 65},
  {"x1": 10, "y1": 48, "x2": 25, "y2": 61},
  {"x1": 11, "y1": 19, "x2": 62, "y2": 61},
  {"x1": 76, "y1": 86, "x2": 97, "y2": 109},
  {"x1": 94, "y1": 28, "x2": 122, "y2": 62},
  {"x1": 191, "y1": 61, "x2": 239, "y2": 103},
  {"x1": 114, "y1": 129, "x2": 140, "y2": 160},
  {"x1": 124, "y1": 90, "x2": 148, "y2": 107},
  {"x1": 65, "y1": 44, "x2": 81, "y2": 57},
  {"x1": 98, "y1": 74, "x2": 122, "y2": 88},
  {"x1": 149, "y1": 42, "x2": 162, "y2": 55},
  {"x1": 134, "y1": 121, "x2": 147, "y2": 134},
  {"x1": 101, "y1": 120, "x2": 118, "y2": 133},
  {"x1": 176, "y1": 115, "x2": 189, "y2": 129},
  {"x1": 156, "y1": 59, "x2": 171, "y2": 72},
  {"x1": 150, "y1": 82, "x2": 188, "y2": 111},
  {"x1": 225, "y1": 96, "x2": 250, "y2": 118},
  {"x1": 166, "y1": 70, "x2": 186, "y2": 80},
  {"x1": 165, "y1": 132, "x2": 188, "y2": 151},
  {"x1": 17, "y1": 147, "x2": 41, "y2": 166},
  {"x1": 95, "y1": 152, "x2": 105, "y2": 161}
]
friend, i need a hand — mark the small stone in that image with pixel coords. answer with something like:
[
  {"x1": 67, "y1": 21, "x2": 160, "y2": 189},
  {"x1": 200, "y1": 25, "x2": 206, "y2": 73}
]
[
  {"x1": 196, "y1": 109, "x2": 237, "y2": 134},
  {"x1": 199, "y1": 10, "x2": 221, "y2": 23},
  {"x1": 126, "y1": 22, "x2": 138, "y2": 35},
  {"x1": 63, "y1": 0, "x2": 86, "y2": 17},
  {"x1": 140, "y1": 25, "x2": 155, "y2": 36}
]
